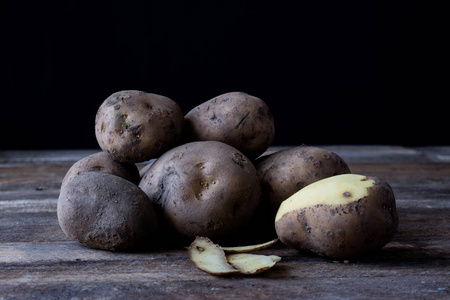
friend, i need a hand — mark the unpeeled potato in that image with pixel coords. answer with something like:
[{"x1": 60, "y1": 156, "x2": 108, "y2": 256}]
[
  {"x1": 184, "y1": 91, "x2": 275, "y2": 160},
  {"x1": 139, "y1": 141, "x2": 261, "y2": 241},
  {"x1": 256, "y1": 145, "x2": 351, "y2": 215},
  {"x1": 95, "y1": 90, "x2": 185, "y2": 163}
]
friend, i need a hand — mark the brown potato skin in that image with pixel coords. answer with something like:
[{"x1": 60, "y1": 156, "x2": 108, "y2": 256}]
[
  {"x1": 61, "y1": 151, "x2": 140, "y2": 189},
  {"x1": 138, "y1": 141, "x2": 262, "y2": 241},
  {"x1": 255, "y1": 145, "x2": 351, "y2": 215},
  {"x1": 275, "y1": 176, "x2": 399, "y2": 259},
  {"x1": 184, "y1": 92, "x2": 275, "y2": 160},
  {"x1": 57, "y1": 172, "x2": 158, "y2": 251},
  {"x1": 95, "y1": 90, "x2": 185, "y2": 163}
]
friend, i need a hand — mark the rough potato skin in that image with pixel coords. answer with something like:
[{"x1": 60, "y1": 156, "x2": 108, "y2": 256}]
[
  {"x1": 57, "y1": 172, "x2": 158, "y2": 251},
  {"x1": 95, "y1": 90, "x2": 185, "y2": 163},
  {"x1": 256, "y1": 145, "x2": 351, "y2": 215},
  {"x1": 61, "y1": 151, "x2": 140, "y2": 189},
  {"x1": 275, "y1": 176, "x2": 399, "y2": 259},
  {"x1": 138, "y1": 141, "x2": 262, "y2": 241},
  {"x1": 184, "y1": 91, "x2": 275, "y2": 160}
]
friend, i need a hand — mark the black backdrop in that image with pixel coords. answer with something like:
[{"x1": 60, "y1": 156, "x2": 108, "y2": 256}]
[{"x1": 1, "y1": 1, "x2": 448, "y2": 150}]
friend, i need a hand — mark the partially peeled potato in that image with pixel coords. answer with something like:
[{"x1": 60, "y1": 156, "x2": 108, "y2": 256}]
[{"x1": 275, "y1": 174, "x2": 398, "y2": 259}]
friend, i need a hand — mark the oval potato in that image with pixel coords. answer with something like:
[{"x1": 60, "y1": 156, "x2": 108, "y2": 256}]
[
  {"x1": 184, "y1": 92, "x2": 275, "y2": 160},
  {"x1": 61, "y1": 151, "x2": 140, "y2": 189},
  {"x1": 256, "y1": 145, "x2": 351, "y2": 215},
  {"x1": 139, "y1": 141, "x2": 262, "y2": 240},
  {"x1": 275, "y1": 174, "x2": 399, "y2": 259},
  {"x1": 95, "y1": 90, "x2": 185, "y2": 163},
  {"x1": 58, "y1": 172, "x2": 158, "y2": 251}
]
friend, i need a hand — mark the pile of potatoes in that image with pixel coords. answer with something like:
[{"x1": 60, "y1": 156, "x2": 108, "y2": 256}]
[{"x1": 58, "y1": 90, "x2": 398, "y2": 259}]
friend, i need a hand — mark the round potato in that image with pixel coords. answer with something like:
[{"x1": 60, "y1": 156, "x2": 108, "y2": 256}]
[
  {"x1": 138, "y1": 141, "x2": 262, "y2": 241},
  {"x1": 95, "y1": 90, "x2": 185, "y2": 163},
  {"x1": 255, "y1": 145, "x2": 351, "y2": 215},
  {"x1": 58, "y1": 172, "x2": 158, "y2": 251},
  {"x1": 275, "y1": 174, "x2": 399, "y2": 259},
  {"x1": 61, "y1": 151, "x2": 140, "y2": 189},
  {"x1": 184, "y1": 91, "x2": 275, "y2": 160}
]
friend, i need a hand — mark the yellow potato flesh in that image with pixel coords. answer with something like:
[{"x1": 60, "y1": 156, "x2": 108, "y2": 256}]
[
  {"x1": 188, "y1": 237, "x2": 281, "y2": 275},
  {"x1": 275, "y1": 174, "x2": 375, "y2": 222},
  {"x1": 226, "y1": 253, "x2": 281, "y2": 274},
  {"x1": 188, "y1": 237, "x2": 239, "y2": 275}
]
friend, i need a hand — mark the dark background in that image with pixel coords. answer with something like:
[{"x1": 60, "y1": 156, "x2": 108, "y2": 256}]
[{"x1": 1, "y1": 1, "x2": 448, "y2": 150}]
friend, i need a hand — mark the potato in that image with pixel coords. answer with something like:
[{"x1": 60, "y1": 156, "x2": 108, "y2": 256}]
[
  {"x1": 138, "y1": 141, "x2": 262, "y2": 241},
  {"x1": 275, "y1": 174, "x2": 399, "y2": 259},
  {"x1": 61, "y1": 151, "x2": 140, "y2": 189},
  {"x1": 256, "y1": 145, "x2": 351, "y2": 215},
  {"x1": 57, "y1": 172, "x2": 158, "y2": 251},
  {"x1": 184, "y1": 91, "x2": 275, "y2": 160},
  {"x1": 95, "y1": 90, "x2": 185, "y2": 163}
]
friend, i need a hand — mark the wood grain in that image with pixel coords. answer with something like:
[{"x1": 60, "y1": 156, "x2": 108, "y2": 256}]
[{"x1": 1, "y1": 146, "x2": 449, "y2": 299}]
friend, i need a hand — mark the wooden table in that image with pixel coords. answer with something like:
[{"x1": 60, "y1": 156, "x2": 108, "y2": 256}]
[{"x1": 1, "y1": 146, "x2": 449, "y2": 299}]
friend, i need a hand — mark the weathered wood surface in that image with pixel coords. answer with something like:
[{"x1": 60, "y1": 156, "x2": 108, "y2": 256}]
[{"x1": 1, "y1": 146, "x2": 449, "y2": 299}]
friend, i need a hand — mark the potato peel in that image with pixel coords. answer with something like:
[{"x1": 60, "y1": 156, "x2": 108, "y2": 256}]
[
  {"x1": 221, "y1": 239, "x2": 278, "y2": 253},
  {"x1": 226, "y1": 253, "x2": 282, "y2": 275},
  {"x1": 188, "y1": 236, "x2": 281, "y2": 276},
  {"x1": 188, "y1": 236, "x2": 239, "y2": 275}
]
